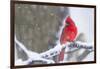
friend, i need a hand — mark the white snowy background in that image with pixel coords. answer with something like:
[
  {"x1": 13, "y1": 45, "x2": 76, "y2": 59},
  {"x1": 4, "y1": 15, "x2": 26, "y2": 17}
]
[
  {"x1": 69, "y1": 7, "x2": 94, "y2": 61},
  {"x1": 69, "y1": 7, "x2": 94, "y2": 43}
]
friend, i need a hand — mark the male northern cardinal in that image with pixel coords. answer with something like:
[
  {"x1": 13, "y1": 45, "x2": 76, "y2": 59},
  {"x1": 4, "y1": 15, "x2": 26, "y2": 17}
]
[{"x1": 58, "y1": 16, "x2": 78, "y2": 61}]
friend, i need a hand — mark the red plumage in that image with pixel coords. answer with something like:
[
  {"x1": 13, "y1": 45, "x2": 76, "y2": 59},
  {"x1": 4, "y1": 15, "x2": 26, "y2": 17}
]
[
  {"x1": 60, "y1": 16, "x2": 77, "y2": 44},
  {"x1": 58, "y1": 16, "x2": 78, "y2": 61}
]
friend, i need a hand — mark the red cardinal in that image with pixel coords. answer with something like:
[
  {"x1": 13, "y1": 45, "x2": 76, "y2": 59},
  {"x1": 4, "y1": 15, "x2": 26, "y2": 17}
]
[{"x1": 58, "y1": 16, "x2": 78, "y2": 61}]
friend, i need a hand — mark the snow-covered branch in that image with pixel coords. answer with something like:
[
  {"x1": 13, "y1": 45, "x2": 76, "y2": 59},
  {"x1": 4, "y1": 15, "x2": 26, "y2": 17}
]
[
  {"x1": 15, "y1": 36, "x2": 55, "y2": 65},
  {"x1": 15, "y1": 36, "x2": 94, "y2": 65}
]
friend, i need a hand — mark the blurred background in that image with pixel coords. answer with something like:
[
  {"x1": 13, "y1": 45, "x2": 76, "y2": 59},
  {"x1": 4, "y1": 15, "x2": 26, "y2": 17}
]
[
  {"x1": 15, "y1": 3, "x2": 94, "y2": 63},
  {"x1": 15, "y1": 4, "x2": 69, "y2": 60}
]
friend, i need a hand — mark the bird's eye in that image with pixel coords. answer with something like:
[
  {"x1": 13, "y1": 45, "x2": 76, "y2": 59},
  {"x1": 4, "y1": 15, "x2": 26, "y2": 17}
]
[{"x1": 66, "y1": 22, "x2": 70, "y2": 26}]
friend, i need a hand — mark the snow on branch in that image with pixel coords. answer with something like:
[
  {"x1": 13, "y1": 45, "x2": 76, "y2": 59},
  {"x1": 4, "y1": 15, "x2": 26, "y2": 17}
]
[
  {"x1": 15, "y1": 36, "x2": 94, "y2": 65},
  {"x1": 15, "y1": 36, "x2": 55, "y2": 65}
]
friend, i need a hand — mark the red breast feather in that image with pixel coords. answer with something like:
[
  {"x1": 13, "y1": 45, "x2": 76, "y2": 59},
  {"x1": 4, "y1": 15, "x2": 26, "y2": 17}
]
[{"x1": 60, "y1": 16, "x2": 77, "y2": 44}]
